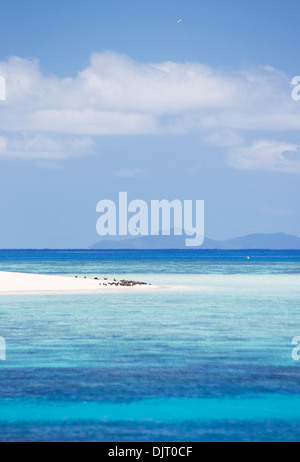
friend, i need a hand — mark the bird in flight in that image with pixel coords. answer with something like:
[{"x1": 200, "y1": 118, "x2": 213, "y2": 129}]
[{"x1": 177, "y1": 19, "x2": 184, "y2": 24}]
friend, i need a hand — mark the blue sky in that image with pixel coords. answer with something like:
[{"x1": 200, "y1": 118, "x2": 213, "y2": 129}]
[{"x1": 0, "y1": 0, "x2": 300, "y2": 248}]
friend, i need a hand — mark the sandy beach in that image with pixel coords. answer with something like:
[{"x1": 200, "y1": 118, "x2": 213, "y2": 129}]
[{"x1": 0, "y1": 271, "x2": 158, "y2": 295}]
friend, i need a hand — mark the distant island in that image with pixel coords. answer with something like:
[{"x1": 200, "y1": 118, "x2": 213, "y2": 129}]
[{"x1": 90, "y1": 232, "x2": 300, "y2": 250}]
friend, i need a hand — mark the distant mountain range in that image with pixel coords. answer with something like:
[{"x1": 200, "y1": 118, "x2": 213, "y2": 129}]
[{"x1": 90, "y1": 232, "x2": 300, "y2": 250}]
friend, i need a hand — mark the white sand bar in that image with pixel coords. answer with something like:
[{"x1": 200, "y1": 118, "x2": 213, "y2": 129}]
[{"x1": 0, "y1": 271, "x2": 159, "y2": 295}]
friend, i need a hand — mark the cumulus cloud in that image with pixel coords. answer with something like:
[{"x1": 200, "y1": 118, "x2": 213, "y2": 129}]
[
  {"x1": 227, "y1": 140, "x2": 300, "y2": 173},
  {"x1": 0, "y1": 51, "x2": 300, "y2": 165},
  {"x1": 0, "y1": 133, "x2": 94, "y2": 159}
]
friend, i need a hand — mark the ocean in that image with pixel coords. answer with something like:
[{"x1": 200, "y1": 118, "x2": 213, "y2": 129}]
[{"x1": 0, "y1": 249, "x2": 299, "y2": 442}]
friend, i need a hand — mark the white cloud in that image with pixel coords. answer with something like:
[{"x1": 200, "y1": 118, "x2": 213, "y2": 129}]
[
  {"x1": 0, "y1": 51, "x2": 300, "y2": 163},
  {"x1": 227, "y1": 140, "x2": 300, "y2": 173},
  {"x1": 0, "y1": 133, "x2": 94, "y2": 159},
  {"x1": 27, "y1": 110, "x2": 156, "y2": 135},
  {"x1": 115, "y1": 167, "x2": 145, "y2": 178},
  {"x1": 204, "y1": 129, "x2": 244, "y2": 147},
  {"x1": 0, "y1": 136, "x2": 7, "y2": 153}
]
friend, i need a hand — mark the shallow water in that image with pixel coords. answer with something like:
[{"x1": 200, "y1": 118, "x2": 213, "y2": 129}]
[{"x1": 0, "y1": 250, "x2": 299, "y2": 441}]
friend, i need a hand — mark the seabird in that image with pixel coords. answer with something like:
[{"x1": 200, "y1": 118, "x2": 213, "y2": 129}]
[{"x1": 177, "y1": 19, "x2": 184, "y2": 23}]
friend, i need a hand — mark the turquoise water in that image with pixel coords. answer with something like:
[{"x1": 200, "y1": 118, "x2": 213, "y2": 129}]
[{"x1": 0, "y1": 250, "x2": 300, "y2": 442}]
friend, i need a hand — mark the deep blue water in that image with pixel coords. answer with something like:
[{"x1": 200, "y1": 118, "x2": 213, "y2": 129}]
[{"x1": 0, "y1": 250, "x2": 300, "y2": 442}]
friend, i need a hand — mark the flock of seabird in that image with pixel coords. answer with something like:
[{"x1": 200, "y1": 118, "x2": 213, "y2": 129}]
[
  {"x1": 99, "y1": 279, "x2": 150, "y2": 287},
  {"x1": 75, "y1": 275, "x2": 150, "y2": 287}
]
